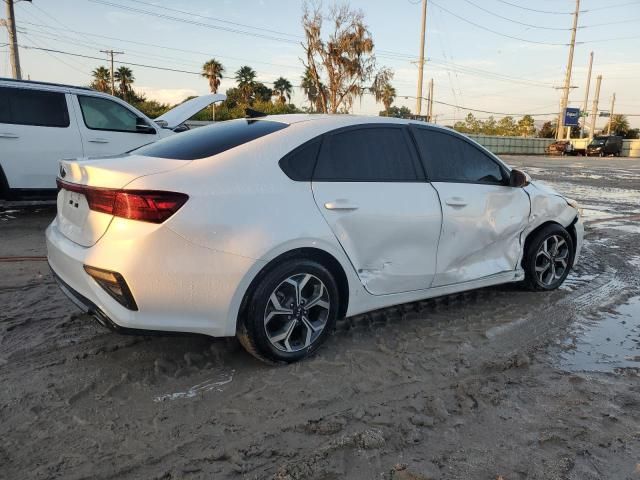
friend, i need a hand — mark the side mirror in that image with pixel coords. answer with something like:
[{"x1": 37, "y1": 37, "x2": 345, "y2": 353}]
[
  {"x1": 136, "y1": 117, "x2": 157, "y2": 134},
  {"x1": 509, "y1": 168, "x2": 531, "y2": 187}
]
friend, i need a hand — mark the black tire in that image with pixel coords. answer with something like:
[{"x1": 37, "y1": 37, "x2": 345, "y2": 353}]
[
  {"x1": 0, "y1": 166, "x2": 10, "y2": 201},
  {"x1": 522, "y1": 224, "x2": 574, "y2": 291},
  {"x1": 237, "y1": 259, "x2": 339, "y2": 364}
]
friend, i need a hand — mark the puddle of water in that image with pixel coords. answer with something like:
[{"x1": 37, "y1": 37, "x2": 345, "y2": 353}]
[{"x1": 559, "y1": 297, "x2": 640, "y2": 373}]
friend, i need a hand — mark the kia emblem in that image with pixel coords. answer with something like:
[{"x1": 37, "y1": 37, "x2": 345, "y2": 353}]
[{"x1": 59, "y1": 165, "x2": 66, "y2": 178}]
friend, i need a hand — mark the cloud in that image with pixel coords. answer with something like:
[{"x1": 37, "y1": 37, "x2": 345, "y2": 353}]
[{"x1": 136, "y1": 86, "x2": 199, "y2": 105}]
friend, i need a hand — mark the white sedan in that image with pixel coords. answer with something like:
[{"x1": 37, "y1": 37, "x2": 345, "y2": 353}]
[{"x1": 46, "y1": 114, "x2": 584, "y2": 363}]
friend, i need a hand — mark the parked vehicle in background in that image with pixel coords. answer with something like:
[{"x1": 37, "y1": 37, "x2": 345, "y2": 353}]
[
  {"x1": 0, "y1": 78, "x2": 224, "y2": 199},
  {"x1": 47, "y1": 114, "x2": 584, "y2": 364},
  {"x1": 545, "y1": 140, "x2": 580, "y2": 156},
  {"x1": 586, "y1": 135, "x2": 623, "y2": 157}
]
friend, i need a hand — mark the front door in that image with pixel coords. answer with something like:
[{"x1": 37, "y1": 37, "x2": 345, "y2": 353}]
[
  {"x1": 410, "y1": 125, "x2": 530, "y2": 287},
  {"x1": 312, "y1": 125, "x2": 442, "y2": 295},
  {"x1": 73, "y1": 94, "x2": 159, "y2": 157}
]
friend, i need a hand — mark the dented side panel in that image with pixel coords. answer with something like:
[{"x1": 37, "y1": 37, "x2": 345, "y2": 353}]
[
  {"x1": 311, "y1": 181, "x2": 443, "y2": 295},
  {"x1": 431, "y1": 182, "x2": 530, "y2": 287}
]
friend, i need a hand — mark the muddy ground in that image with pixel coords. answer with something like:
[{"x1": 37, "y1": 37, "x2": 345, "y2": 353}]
[{"x1": 1, "y1": 155, "x2": 639, "y2": 480}]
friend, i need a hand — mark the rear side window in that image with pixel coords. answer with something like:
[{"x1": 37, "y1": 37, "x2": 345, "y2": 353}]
[
  {"x1": 0, "y1": 86, "x2": 70, "y2": 127},
  {"x1": 134, "y1": 119, "x2": 288, "y2": 160},
  {"x1": 412, "y1": 128, "x2": 505, "y2": 184},
  {"x1": 314, "y1": 126, "x2": 419, "y2": 182},
  {"x1": 279, "y1": 138, "x2": 321, "y2": 181}
]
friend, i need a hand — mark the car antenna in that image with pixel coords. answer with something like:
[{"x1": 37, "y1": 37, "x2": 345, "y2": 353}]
[{"x1": 244, "y1": 108, "x2": 267, "y2": 119}]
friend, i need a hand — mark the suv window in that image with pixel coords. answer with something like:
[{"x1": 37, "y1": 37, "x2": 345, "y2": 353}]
[
  {"x1": 134, "y1": 118, "x2": 288, "y2": 160},
  {"x1": 412, "y1": 127, "x2": 505, "y2": 184},
  {"x1": 0, "y1": 87, "x2": 70, "y2": 127},
  {"x1": 78, "y1": 95, "x2": 151, "y2": 133},
  {"x1": 314, "y1": 126, "x2": 419, "y2": 182}
]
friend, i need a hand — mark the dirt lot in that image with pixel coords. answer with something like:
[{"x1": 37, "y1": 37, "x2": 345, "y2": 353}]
[{"x1": 1, "y1": 156, "x2": 640, "y2": 480}]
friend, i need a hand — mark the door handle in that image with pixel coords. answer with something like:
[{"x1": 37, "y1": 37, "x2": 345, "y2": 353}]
[
  {"x1": 324, "y1": 200, "x2": 359, "y2": 211},
  {"x1": 0, "y1": 133, "x2": 19, "y2": 139},
  {"x1": 445, "y1": 197, "x2": 468, "y2": 207},
  {"x1": 88, "y1": 138, "x2": 109, "y2": 144}
]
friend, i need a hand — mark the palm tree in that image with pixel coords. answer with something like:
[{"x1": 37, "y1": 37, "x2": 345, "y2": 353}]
[
  {"x1": 235, "y1": 66, "x2": 257, "y2": 104},
  {"x1": 91, "y1": 66, "x2": 111, "y2": 93},
  {"x1": 114, "y1": 66, "x2": 134, "y2": 101},
  {"x1": 380, "y1": 83, "x2": 396, "y2": 114},
  {"x1": 605, "y1": 114, "x2": 630, "y2": 136},
  {"x1": 272, "y1": 77, "x2": 293, "y2": 104},
  {"x1": 202, "y1": 59, "x2": 225, "y2": 120},
  {"x1": 300, "y1": 68, "x2": 317, "y2": 111}
]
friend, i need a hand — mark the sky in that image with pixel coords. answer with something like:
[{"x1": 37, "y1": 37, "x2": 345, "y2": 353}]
[{"x1": 2, "y1": 0, "x2": 640, "y2": 128}]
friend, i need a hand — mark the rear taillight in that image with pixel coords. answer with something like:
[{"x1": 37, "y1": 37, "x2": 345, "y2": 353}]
[{"x1": 56, "y1": 179, "x2": 188, "y2": 223}]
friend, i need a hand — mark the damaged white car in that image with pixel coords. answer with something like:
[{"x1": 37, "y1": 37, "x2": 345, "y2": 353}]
[
  {"x1": 46, "y1": 114, "x2": 584, "y2": 363},
  {"x1": 0, "y1": 78, "x2": 225, "y2": 199}
]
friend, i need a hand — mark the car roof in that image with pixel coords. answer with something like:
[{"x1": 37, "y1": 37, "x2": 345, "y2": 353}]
[
  {"x1": 258, "y1": 113, "x2": 444, "y2": 131},
  {"x1": 0, "y1": 77, "x2": 112, "y2": 97}
]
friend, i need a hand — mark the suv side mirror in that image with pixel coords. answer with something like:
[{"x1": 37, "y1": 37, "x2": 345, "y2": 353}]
[
  {"x1": 135, "y1": 117, "x2": 157, "y2": 134},
  {"x1": 509, "y1": 168, "x2": 531, "y2": 187}
]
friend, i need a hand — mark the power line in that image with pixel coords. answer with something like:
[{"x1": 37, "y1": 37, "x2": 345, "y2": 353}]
[
  {"x1": 459, "y1": 0, "x2": 572, "y2": 30},
  {"x1": 123, "y1": 0, "x2": 303, "y2": 40},
  {"x1": 429, "y1": 0, "x2": 569, "y2": 46},
  {"x1": 494, "y1": 0, "x2": 575, "y2": 15},
  {"x1": 87, "y1": 0, "x2": 300, "y2": 45}
]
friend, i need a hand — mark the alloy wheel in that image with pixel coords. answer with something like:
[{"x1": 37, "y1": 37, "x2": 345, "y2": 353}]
[
  {"x1": 534, "y1": 234, "x2": 569, "y2": 286},
  {"x1": 263, "y1": 273, "x2": 330, "y2": 352}
]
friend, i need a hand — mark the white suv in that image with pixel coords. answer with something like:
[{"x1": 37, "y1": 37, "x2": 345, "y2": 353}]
[{"x1": 0, "y1": 78, "x2": 223, "y2": 199}]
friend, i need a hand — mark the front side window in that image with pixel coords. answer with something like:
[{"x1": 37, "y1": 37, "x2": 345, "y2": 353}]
[
  {"x1": 0, "y1": 87, "x2": 69, "y2": 127},
  {"x1": 78, "y1": 95, "x2": 152, "y2": 133},
  {"x1": 412, "y1": 128, "x2": 505, "y2": 184},
  {"x1": 314, "y1": 126, "x2": 419, "y2": 182}
]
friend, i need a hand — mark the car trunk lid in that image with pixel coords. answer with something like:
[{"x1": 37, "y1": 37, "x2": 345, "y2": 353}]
[{"x1": 56, "y1": 155, "x2": 190, "y2": 247}]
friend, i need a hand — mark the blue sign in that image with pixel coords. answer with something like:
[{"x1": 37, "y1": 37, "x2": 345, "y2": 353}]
[{"x1": 564, "y1": 107, "x2": 581, "y2": 126}]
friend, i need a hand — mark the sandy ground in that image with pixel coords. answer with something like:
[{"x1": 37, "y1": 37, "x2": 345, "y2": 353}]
[{"x1": 1, "y1": 155, "x2": 640, "y2": 480}]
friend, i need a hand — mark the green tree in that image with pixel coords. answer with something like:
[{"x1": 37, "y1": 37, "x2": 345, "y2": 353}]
[
  {"x1": 517, "y1": 114, "x2": 536, "y2": 137},
  {"x1": 90, "y1": 66, "x2": 111, "y2": 93},
  {"x1": 301, "y1": 67, "x2": 322, "y2": 112},
  {"x1": 235, "y1": 66, "x2": 257, "y2": 104},
  {"x1": 538, "y1": 121, "x2": 556, "y2": 138},
  {"x1": 604, "y1": 114, "x2": 630, "y2": 136},
  {"x1": 272, "y1": 77, "x2": 293, "y2": 104},
  {"x1": 302, "y1": 3, "x2": 391, "y2": 113},
  {"x1": 114, "y1": 66, "x2": 134, "y2": 101},
  {"x1": 380, "y1": 105, "x2": 412, "y2": 118},
  {"x1": 202, "y1": 59, "x2": 225, "y2": 120},
  {"x1": 496, "y1": 116, "x2": 517, "y2": 136}
]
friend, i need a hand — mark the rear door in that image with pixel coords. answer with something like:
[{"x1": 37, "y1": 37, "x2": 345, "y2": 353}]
[
  {"x1": 0, "y1": 86, "x2": 83, "y2": 190},
  {"x1": 73, "y1": 94, "x2": 160, "y2": 156},
  {"x1": 411, "y1": 125, "x2": 530, "y2": 287},
  {"x1": 311, "y1": 124, "x2": 442, "y2": 295}
]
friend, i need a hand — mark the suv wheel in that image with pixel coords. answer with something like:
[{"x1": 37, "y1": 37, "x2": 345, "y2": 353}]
[
  {"x1": 523, "y1": 224, "x2": 574, "y2": 291},
  {"x1": 237, "y1": 259, "x2": 339, "y2": 363}
]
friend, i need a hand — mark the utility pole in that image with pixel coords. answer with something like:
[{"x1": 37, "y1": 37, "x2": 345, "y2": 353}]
[
  {"x1": 556, "y1": 0, "x2": 581, "y2": 140},
  {"x1": 580, "y1": 51, "x2": 594, "y2": 139},
  {"x1": 3, "y1": 0, "x2": 22, "y2": 79},
  {"x1": 607, "y1": 93, "x2": 616, "y2": 135},
  {"x1": 100, "y1": 49, "x2": 124, "y2": 95},
  {"x1": 415, "y1": 0, "x2": 428, "y2": 116},
  {"x1": 589, "y1": 74, "x2": 602, "y2": 139},
  {"x1": 426, "y1": 78, "x2": 434, "y2": 122}
]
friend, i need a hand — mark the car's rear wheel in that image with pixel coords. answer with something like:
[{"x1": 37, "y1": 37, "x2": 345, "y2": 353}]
[
  {"x1": 523, "y1": 224, "x2": 574, "y2": 291},
  {"x1": 237, "y1": 259, "x2": 339, "y2": 363}
]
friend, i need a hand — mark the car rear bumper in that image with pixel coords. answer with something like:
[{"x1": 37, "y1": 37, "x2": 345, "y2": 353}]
[{"x1": 46, "y1": 218, "x2": 260, "y2": 337}]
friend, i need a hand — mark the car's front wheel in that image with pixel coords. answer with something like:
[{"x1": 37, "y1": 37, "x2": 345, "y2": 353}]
[
  {"x1": 523, "y1": 224, "x2": 574, "y2": 291},
  {"x1": 237, "y1": 259, "x2": 339, "y2": 363}
]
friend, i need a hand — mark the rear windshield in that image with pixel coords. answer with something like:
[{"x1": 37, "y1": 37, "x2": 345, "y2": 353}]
[{"x1": 134, "y1": 119, "x2": 288, "y2": 160}]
